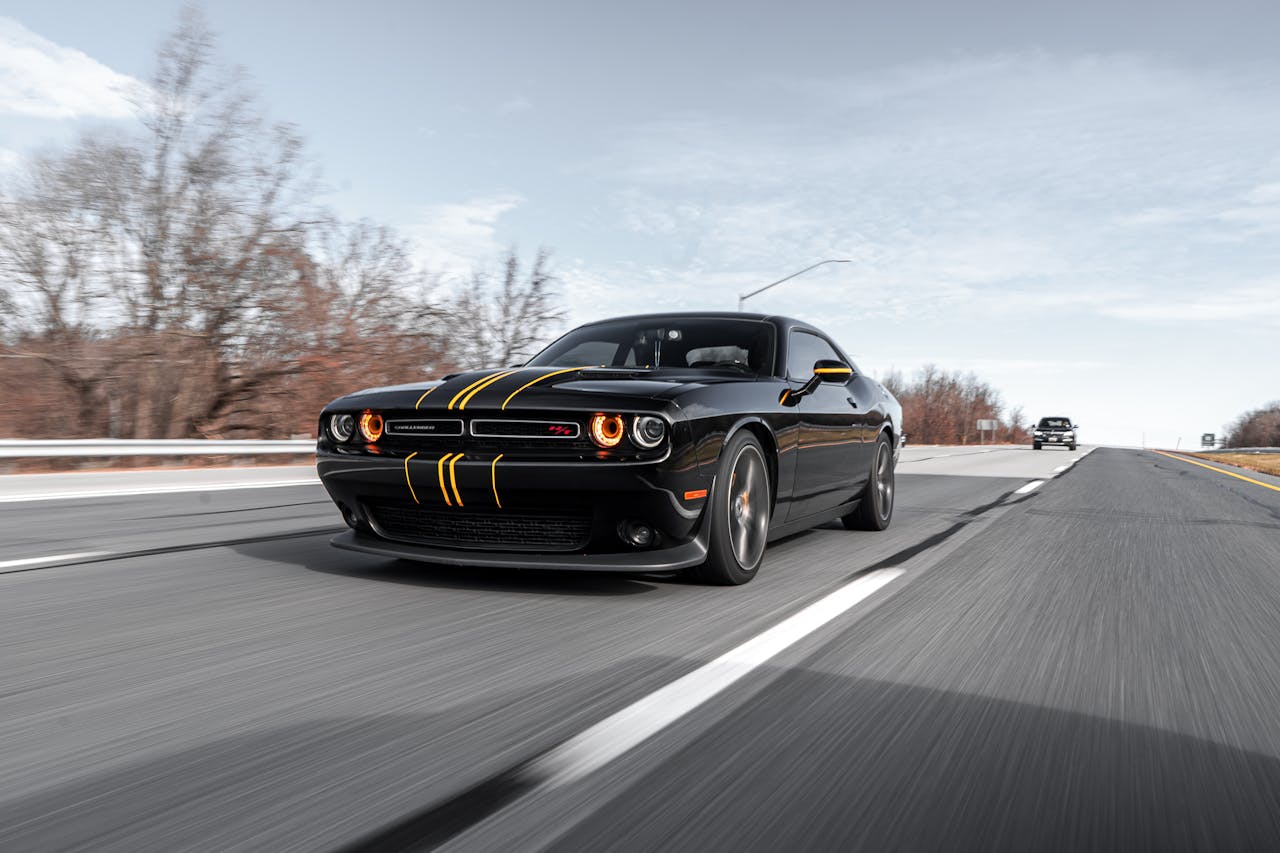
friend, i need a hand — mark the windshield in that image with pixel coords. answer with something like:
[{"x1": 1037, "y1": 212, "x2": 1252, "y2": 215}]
[
  {"x1": 528, "y1": 317, "x2": 777, "y2": 375},
  {"x1": 1038, "y1": 418, "x2": 1072, "y2": 429}
]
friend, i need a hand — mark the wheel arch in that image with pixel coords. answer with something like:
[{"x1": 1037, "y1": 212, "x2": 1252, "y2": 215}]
[{"x1": 725, "y1": 416, "x2": 779, "y2": 513}]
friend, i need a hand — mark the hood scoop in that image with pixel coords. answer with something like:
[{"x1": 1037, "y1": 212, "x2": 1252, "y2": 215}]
[{"x1": 577, "y1": 368, "x2": 656, "y2": 380}]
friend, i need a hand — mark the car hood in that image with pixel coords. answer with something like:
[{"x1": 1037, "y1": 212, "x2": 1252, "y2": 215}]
[{"x1": 324, "y1": 366, "x2": 752, "y2": 413}]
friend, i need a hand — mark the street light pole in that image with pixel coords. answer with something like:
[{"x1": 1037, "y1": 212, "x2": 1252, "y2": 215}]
[{"x1": 737, "y1": 259, "x2": 851, "y2": 311}]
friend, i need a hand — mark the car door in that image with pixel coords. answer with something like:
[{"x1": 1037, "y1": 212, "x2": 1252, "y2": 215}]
[{"x1": 786, "y1": 329, "x2": 873, "y2": 521}]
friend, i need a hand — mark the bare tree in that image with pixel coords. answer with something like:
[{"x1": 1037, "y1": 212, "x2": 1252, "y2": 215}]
[
  {"x1": 0, "y1": 9, "x2": 564, "y2": 442},
  {"x1": 449, "y1": 248, "x2": 564, "y2": 369},
  {"x1": 0, "y1": 9, "x2": 449, "y2": 439},
  {"x1": 1224, "y1": 401, "x2": 1280, "y2": 448},
  {"x1": 885, "y1": 364, "x2": 1028, "y2": 445}
]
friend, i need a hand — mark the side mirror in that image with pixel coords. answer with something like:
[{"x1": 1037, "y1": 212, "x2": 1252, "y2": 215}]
[
  {"x1": 1073, "y1": 424, "x2": 1080, "y2": 429},
  {"x1": 813, "y1": 359, "x2": 853, "y2": 383},
  {"x1": 779, "y1": 359, "x2": 853, "y2": 407}
]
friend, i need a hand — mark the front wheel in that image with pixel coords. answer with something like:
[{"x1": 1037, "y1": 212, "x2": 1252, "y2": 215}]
[
  {"x1": 843, "y1": 433, "x2": 895, "y2": 531},
  {"x1": 689, "y1": 432, "x2": 771, "y2": 585},
  {"x1": 1033, "y1": 442, "x2": 1042, "y2": 450}
]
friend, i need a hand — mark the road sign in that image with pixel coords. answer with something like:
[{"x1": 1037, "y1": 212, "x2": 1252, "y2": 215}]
[
  {"x1": 1201, "y1": 433, "x2": 1215, "y2": 447},
  {"x1": 976, "y1": 419, "x2": 998, "y2": 431}
]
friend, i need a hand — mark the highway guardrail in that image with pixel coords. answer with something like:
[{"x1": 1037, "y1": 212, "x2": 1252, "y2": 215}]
[{"x1": 0, "y1": 439, "x2": 316, "y2": 458}]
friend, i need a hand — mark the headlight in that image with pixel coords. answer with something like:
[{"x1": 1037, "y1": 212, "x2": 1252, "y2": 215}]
[
  {"x1": 1033, "y1": 430, "x2": 1043, "y2": 436},
  {"x1": 329, "y1": 414, "x2": 355, "y2": 442},
  {"x1": 358, "y1": 410, "x2": 384, "y2": 443},
  {"x1": 589, "y1": 413, "x2": 625, "y2": 448},
  {"x1": 631, "y1": 415, "x2": 666, "y2": 449}
]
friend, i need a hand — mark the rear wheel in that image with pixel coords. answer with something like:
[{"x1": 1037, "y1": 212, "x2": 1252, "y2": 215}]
[
  {"x1": 843, "y1": 433, "x2": 894, "y2": 531},
  {"x1": 689, "y1": 432, "x2": 771, "y2": 585}
]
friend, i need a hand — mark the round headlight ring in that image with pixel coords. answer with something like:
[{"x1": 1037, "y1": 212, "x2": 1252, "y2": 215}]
[
  {"x1": 589, "y1": 413, "x2": 625, "y2": 448},
  {"x1": 631, "y1": 415, "x2": 666, "y2": 449},
  {"x1": 329, "y1": 413, "x2": 355, "y2": 442},
  {"x1": 358, "y1": 410, "x2": 384, "y2": 443}
]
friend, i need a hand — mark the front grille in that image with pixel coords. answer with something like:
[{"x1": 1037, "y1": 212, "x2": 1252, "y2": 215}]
[
  {"x1": 367, "y1": 503, "x2": 593, "y2": 552},
  {"x1": 470, "y1": 419, "x2": 581, "y2": 439}
]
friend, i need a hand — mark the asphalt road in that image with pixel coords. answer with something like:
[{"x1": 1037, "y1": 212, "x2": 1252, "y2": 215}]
[{"x1": 2, "y1": 446, "x2": 1279, "y2": 851}]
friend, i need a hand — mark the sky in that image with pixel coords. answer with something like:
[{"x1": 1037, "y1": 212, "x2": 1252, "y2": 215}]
[{"x1": 1, "y1": 0, "x2": 1277, "y2": 448}]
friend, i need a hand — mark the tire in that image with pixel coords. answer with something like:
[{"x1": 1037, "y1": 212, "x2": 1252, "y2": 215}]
[
  {"x1": 1068, "y1": 444, "x2": 1077, "y2": 451},
  {"x1": 1033, "y1": 442, "x2": 1042, "y2": 450},
  {"x1": 689, "y1": 431, "x2": 771, "y2": 585},
  {"x1": 843, "y1": 432, "x2": 895, "y2": 531}
]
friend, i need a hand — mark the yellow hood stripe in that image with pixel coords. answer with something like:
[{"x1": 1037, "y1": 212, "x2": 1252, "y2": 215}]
[
  {"x1": 414, "y1": 385, "x2": 439, "y2": 409},
  {"x1": 458, "y1": 370, "x2": 517, "y2": 410},
  {"x1": 447, "y1": 370, "x2": 506, "y2": 410},
  {"x1": 500, "y1": 366, "x2": 592, "y2": 410}
]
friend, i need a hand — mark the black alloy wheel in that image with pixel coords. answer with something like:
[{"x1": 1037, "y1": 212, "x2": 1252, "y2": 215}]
[
  {"x1": 691, "y1": 431, "x2": 771, "y2": 585},
  {"x1": 844, "y1": 432, "x2": 895, "y2": 531}
]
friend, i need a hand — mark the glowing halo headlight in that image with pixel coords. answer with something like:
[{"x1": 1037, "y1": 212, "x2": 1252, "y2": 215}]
[
  {"x1": 358, "y1": 410, "x2": 384, "y2": 443},
  {"x1": 631, "y1": 415, "x2": 666, "y2": 449},
  {"x1": 328, "y1": 413, "x2": 355, "y2": 442},
  {"x1": 589, "y1": 413, "x2": 625, "y2": 448}
]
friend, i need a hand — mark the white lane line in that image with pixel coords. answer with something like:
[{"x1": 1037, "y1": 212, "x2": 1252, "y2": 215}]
[
  {"x1": 0, "y1": 552, "x2": 108, "y2": 572},
  {"x1": 1016, "y1": 480, "x2": 1044, "y2": 494},
  {"x1": 531, "y1": 568, "x2": 904, "y2": 787},
  {"x1": 1053, "y1": 465, "x2": 1070, "y2": 473},
  {"x1": 0, "y1": 478, "x2": 318, "y2": 504}
]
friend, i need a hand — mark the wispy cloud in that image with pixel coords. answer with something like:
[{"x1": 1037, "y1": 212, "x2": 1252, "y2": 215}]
[
  {"x1": 496, "y1": 95, "x2": 533, "y2": 116},
  {"x1": 570, "y1": 51, "x2": 1280, "y2": 331},
  {"x1": 405, "y1": 193, "x2": 524, "y2": 274},
  {"x1": 0, "y1": 17, "x2": 141, "y2": 120}
]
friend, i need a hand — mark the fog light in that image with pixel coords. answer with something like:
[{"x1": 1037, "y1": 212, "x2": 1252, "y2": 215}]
[{"x1": 619, "y1": 520, "x2": 655, "y2": 548}]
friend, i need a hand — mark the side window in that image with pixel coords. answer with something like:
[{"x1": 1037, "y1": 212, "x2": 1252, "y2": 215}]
[{"x1": 786, "y1": 331, "x2": 842, "y2": 380}]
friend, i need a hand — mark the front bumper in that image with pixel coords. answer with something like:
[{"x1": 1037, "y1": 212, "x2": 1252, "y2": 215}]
[
  {"x1": 331, "y1": 528, "x2": 709, "y2": 572},
  {"x1": 317, "y1": 450, "x2": 711, "y2": 570}
]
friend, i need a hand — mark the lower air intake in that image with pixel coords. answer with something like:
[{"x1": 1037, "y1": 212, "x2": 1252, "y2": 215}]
[{"x1": 367, "y1": 504, "x2": 592, "y2": 552}]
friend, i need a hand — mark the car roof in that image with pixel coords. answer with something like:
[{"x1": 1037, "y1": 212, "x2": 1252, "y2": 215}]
[{"x1": 571, "y1": 311, "x2": 822, "y2": 335}]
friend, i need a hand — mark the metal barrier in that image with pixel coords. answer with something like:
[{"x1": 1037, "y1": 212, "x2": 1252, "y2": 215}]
[{"x1": 0, "y1": 439, "x2": 316, "y2": 458}]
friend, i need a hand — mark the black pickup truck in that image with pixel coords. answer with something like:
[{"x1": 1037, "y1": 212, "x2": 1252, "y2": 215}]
[{"x1": 1032, "y1": 417, "x2": 1078, "y2": 450}]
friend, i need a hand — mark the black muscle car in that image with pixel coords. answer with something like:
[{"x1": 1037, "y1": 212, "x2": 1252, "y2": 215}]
[{"x1": 317, "y1": 312, "x2": 902, "y2": 584}]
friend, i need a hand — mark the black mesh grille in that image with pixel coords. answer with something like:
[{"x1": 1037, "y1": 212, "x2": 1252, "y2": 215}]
[
  {"x1": 368, "y1": 503, "x2": 592, "y2": 552},
  {"x1": 470, "y1": 419, "x2": 580, "y2": 438}
]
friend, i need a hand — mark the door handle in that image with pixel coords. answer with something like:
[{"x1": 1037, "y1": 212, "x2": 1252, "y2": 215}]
[{"x1": 846, "y1": 397, "x2": 858, "y2": 408}]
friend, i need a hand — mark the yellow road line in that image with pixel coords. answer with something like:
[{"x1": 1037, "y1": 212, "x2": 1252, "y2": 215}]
[
  {"x1": 448, "y1": 371, "x2": 504, "y2": 410},
  {"x1": 491, "y1": 453, "x2": 504, "y2": 509},
  {"x1": 1152, "y1": 450, "x2": 1280, "y2": 493},
  {"x1": 458, "y1": 370, "x2": 517, "y2": 410},
  {"x1": 449, "y1": 453, "x2": 465, "y2": 506},
  {"x1": 438, "y1": 453, "x2": 456, "y2": 506},
  {"x1": 404, "y1": 451, "x2": 420, "y2": 504},
  {"x1": 501, "y1": 366, "x2": 591, "y2": 410},
  {"x1": 414, "y1": 386, "x2": 439, "y2": 409}
]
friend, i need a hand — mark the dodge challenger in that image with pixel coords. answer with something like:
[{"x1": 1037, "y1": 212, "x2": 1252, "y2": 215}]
[{"x1": 317, "y1": 312, "x2": 902, "y2": 584}]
